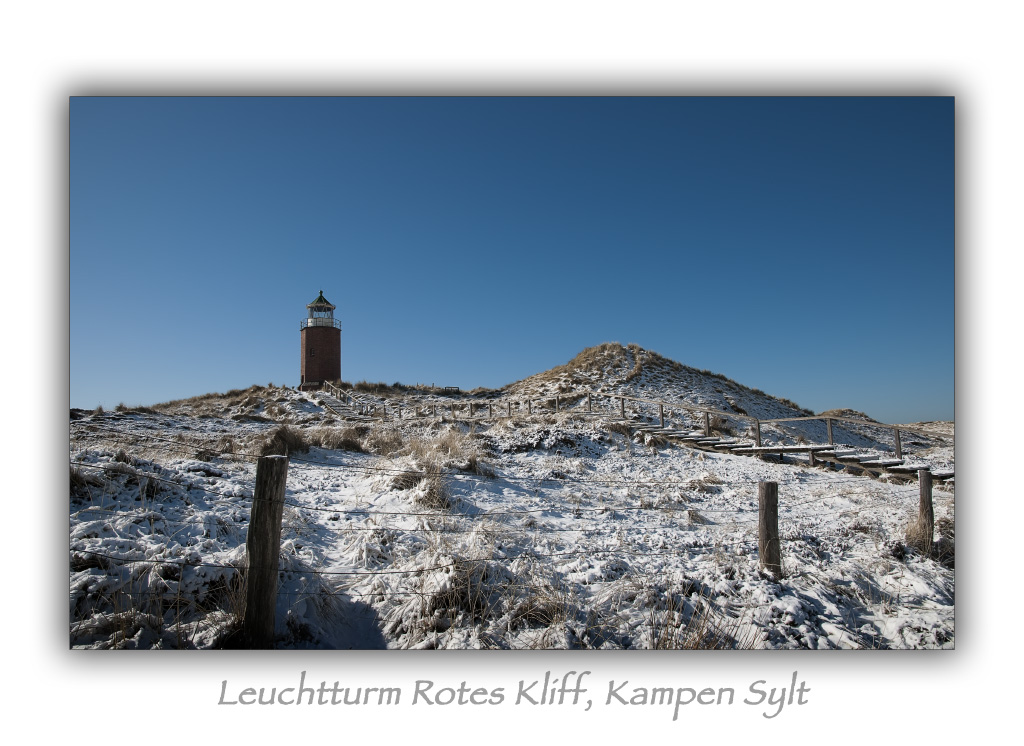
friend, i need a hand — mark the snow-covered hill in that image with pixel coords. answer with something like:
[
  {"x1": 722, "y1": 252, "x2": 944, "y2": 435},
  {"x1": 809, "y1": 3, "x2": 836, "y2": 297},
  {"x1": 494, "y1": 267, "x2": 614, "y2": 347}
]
[
  {"x1": 69, "y1": 345, "x2": 955, "y2": 650},
  {"x1": 505, "y1": 343, "x2": 812, "y2": 418}
]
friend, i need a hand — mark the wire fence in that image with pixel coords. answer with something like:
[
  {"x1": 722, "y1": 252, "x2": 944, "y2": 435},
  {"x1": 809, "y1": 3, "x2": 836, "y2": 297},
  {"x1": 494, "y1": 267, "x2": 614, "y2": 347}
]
[{"x1": 69, "y1": 412, "x2": 949, "y2": 649}]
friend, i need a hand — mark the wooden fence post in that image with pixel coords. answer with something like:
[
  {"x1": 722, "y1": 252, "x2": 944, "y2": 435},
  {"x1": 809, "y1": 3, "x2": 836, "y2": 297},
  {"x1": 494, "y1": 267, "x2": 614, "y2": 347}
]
[
  {"x1": 755, "y1": 419, "x2": 762, "y2": 447},
  {"x1": 659, "y1": 403, "x2": 664, "y2": 428},
  {"x1": 507, "y1": 402, "x2": 511, "y2": 417},
  {"x1": 244, "y1": 455, "x2": 289, "y2": 648},
  {"x1": 469, "y1": 402, "x2": 474, "y2": 418},
  {"x1": 555, "y1": 395, "x2": 559, "y2": 413},
  {"x1": 894, "y1": 428, "x2": 902, "y2": 459},
  {"x1": 588, "y1": 392, "x2": 592, "y2": 413},
  {"x1": 488, "y1": 403, "x2": 493, "y2": 419},
  {"x1": 528, "y1": 400, "x2": 532, "y2": 415},
  {"x1": 826, "y1": 418, "x2": 834, "y2": 445},
  {"x1": 916, "y1": 469, "x2": 934, "y2": 556},
  {"x1": 758, "y1": 481, "x2": 782, "y2": 578},
  {"x1": 619, "y1": 397, "x2": 625, "y2": 419},
  {"x1": 704, "y1": 412, "x2": 711, "y2": 437}
]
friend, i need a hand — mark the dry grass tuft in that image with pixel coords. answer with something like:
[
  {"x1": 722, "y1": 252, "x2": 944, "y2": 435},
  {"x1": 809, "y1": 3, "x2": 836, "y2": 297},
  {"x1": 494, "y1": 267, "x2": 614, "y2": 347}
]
[
  {"x1": 113, "y1": 449, "x2": 137, "y2": 466},
  {"x1": 70, "y1": 465, "x2": 104, "y2": 498},
  {"x1": 646, "y1": 594, "x2": 746, "y2": 649},
  {"x1": 606, "y1": 421, "x2": 634, "y2": 437},
  {"x1": 687, "y1": 509, "x2": 710, "y2": 525},
  {"x1": 642, "y1": 432, "x2": 668, "y2": 449},
  {"x1": 688, "y1": 474, "x2": 723, "y2": 494},
  {"x1": 259, "y1": 425, "x2": 310, "y2": 456},
  {"x1": 308, "y1": 425, "x2": 367, "y2": 453},
  {"x1": 904, "y1": 518, "x2": 933, "y2": 556},
  {"x1": 413, "y1": 465, "x2": 454, "y2": 511},
  {"x1": 364, "y1": 426, "x2": 405, "y2": 456},
  {"x1": 424, "y1": 557, "x2": 496, "y2": 620},
  {"x1": 461, "y1": 454, "x2": 496, "y2": 478},
  {"x1": 510, "y1": 582, "x2": 573, "y2": 630},
  {"x1": 933, "y1": 516, "x2": 955, "y2": 568},
  {"x1": 408, "y1": 426, "x2": 494, "y2": 477},
  {"x1": 708, "y1": 415, "x2": 733, "y2": 436}
]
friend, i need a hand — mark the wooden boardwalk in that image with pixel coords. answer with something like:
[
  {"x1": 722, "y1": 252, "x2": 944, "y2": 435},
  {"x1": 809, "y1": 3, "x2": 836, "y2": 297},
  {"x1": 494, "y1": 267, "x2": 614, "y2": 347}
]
[
  {"x1": 616, "y1": 419, "x2": 952, "y2": 482},
  {"x1": 308, "y1": 385, "x2": 953, "y2": 482}
]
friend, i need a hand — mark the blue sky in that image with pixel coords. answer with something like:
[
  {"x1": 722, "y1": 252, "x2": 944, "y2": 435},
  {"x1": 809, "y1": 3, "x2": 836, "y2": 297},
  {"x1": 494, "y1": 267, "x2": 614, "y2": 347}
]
[{"x1": 70, "y1": 97, "x2": 953, "y2": 422}]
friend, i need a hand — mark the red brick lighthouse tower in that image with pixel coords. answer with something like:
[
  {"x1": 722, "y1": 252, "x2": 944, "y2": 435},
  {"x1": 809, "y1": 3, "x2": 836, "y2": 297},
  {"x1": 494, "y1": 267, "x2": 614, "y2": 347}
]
[{"x1": 299, "y1": 290, "x2": 341, "y2": 390}]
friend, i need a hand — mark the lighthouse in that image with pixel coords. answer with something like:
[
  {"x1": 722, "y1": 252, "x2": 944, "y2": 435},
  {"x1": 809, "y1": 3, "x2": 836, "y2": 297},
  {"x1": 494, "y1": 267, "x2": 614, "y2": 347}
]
[{"x1": 299, "y1": 290, "x2": 341, "y2": 390}]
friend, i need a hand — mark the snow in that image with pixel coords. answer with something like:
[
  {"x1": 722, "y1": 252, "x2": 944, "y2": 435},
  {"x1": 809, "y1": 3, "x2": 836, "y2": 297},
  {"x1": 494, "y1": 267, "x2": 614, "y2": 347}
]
[{"x1": 68, "y1": 349, "x2": 954, "y2": 649}]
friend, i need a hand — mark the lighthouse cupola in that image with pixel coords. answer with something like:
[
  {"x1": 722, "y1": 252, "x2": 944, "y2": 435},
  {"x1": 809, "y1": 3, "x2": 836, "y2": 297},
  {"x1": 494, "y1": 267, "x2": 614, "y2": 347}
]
[{"x1": 299, "y1": 290, "x2": 341, "y2": 390}]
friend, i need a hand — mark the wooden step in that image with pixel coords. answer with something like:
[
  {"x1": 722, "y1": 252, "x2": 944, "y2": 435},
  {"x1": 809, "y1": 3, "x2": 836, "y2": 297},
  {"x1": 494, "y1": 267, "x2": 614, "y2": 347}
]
[
  {"x1": 885, "y1": 464, "x2": 932, "y2": 474},
  {"x1": 857, "y1": 458, "x2": 905, "y2": 467},
  {"x1": 732, "y1": 444, "x2": 836, "y2": 454},
  {"x1": 712, "y1": 440, "x2": 749, "y2": 449}
]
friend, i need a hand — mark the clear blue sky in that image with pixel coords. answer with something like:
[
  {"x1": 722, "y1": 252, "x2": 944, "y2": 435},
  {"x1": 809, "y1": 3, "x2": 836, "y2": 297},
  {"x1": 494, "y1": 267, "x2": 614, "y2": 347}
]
[{"x1": 70, "y1": 97, "x2": 953, "y2": 423}]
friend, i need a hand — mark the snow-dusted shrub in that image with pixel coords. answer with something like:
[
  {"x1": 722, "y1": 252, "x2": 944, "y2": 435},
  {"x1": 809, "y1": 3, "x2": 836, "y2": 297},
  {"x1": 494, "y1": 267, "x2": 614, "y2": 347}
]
[
  {"x1": 379, "y1": 556, "x2": 487, "y2": 644},
  {"x1": 411, "y1": 464, "x2": 453, "y2": 511}
]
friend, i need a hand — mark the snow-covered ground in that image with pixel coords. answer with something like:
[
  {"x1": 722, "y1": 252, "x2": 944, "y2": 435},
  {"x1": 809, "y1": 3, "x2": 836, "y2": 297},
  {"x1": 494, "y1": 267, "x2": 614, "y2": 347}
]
[{"x1": 69, "y1": 347, "x2": 954, "y2": 650}]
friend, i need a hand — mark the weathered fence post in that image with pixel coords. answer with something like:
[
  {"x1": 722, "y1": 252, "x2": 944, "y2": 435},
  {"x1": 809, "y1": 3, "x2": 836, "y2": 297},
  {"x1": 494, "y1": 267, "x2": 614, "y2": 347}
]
[
  {"x1": 555, "y1": 395, "x2": 560, "y2": 413},
  {"x1": 659, "y1": 403, "x2": 665, "y2": 428},
  {"x1": 244, "y1": 455, "x2": 289, "y2": 648},
  {"x1": 826, "y1": 418, "x2": 834, "y2": 445},
  {"x1": 507, "y1": 401, "x2": 511, "y2": 417},
  {"x1": 528, "y1": 400, "x2": 533, "y2": 415},
  {"x1": 894, "y1": 428, "x2": 902, "y2": 459},
  {"x1": 755, "y1": 419, "x2": 762, "y2": 447},
  {"x1": 619, "y1": 397, "x2": 625, "y2": 419},
  {"x1": 758, "y1": 481, "x2": 782, "y2": 578},
  {"x1": 704, "y1": 412, "x2": 711, "y2": 437},
  {"x1": 915, "y1": 469, "x2": 934, "y2": 556},
  {"x1": 488, "y1": 403, "x2": 493, "y2": 419},
  {"x1": 469, "y1": 402, "x2": 474, "y2": 418},
  {"x1": 588, "y1": 392, "x2": 593, "y2": 413}
]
